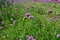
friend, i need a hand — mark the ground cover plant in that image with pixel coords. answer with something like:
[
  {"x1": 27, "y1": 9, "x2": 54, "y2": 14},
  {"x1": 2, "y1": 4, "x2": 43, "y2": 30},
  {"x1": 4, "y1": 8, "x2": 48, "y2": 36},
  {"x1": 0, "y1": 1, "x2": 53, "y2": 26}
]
[{"x1": 0, "y1": 1, "x2": 60, "y2": 40}]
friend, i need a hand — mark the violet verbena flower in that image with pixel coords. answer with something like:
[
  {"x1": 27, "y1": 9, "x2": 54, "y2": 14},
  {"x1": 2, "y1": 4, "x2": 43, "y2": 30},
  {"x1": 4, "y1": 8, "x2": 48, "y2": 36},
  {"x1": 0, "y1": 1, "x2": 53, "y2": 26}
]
[
  {"x1": 12, "y1": 0, "x2": 14, "y2": 2},
  {"x1": 57, "y1": 34, "x2": 60, "y2": 38},
  {"x1": 12, "y1": 20, "x2": 16, "y2": 24},
  {"x1": 10, "y1": 20, "x2": 16, "y2": 26},
  {"x1": 47, "y1": 10, "x2": 53, "y2": 13},
  {"x1": 40, "y1": 0, "x2": 46, "y2": 3},
  {"x1": 26, "y1": 35, "x2": 35, "y2": 40},
  {"x1": 25, "y1": 13, "x2": 31, "y2": 17},
  {"x1": 29, "y1": 16, "x2": 34, "y2": 19},
  {"x1": 27, "y1": 39, "x2": 35, "y2": 40},
  {"x1": 54, "y1": 16, "x2": 58, "y2": 21},
  {"x1": 50, "y1": 0, "x2": 58, "y2": 3}
]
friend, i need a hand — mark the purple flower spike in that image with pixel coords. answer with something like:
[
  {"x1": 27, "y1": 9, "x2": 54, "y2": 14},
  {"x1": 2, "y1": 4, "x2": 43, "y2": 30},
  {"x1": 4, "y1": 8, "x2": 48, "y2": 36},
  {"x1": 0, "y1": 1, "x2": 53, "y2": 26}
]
[
  {"x1": 57, "y1": 34, "x2": 60, "y2": 38},
  {"x1": 48, "y1": 10, "x2": 53, "y2": 13}
]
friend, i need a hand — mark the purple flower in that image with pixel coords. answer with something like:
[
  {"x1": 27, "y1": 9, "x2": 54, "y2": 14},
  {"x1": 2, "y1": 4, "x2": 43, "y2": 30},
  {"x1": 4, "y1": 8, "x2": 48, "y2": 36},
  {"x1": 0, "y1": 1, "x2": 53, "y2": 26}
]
[
  {"x1": 25, "y1": 13, "x2": 34, "y2": 19},
  {"x1": 26, "y1": 35, "x2": 29, "y2": 39},
  {"x1": 28, "y1": 36, "x2": 33, "y2": 39},
  {"x1": 12, "y1": 0, "x2": 14, "y2": 2},
  {"x1": 54, "y1": 16, "x2": 58, "y2": 21},
  {"x1": 12, "y1": 20, "x2": 16, "y2": 24},
  {"x1": 27, "y1": 39, "x2": 35, "y2": 40},
  {"x1": 40, "y1": 0, "x2": 46, "y2": 3},
  {"x1": 25, "y1": 13, "x2": 31, "y2": 17},
  {"x1": 26, "y1": 35, "x2": 35, "y2": 40},
  {"x1": 57, "y1": 34, "x2": 60, "y2": 38},
  {"x1": 50, "y1": 0, "x2": 58, "y2": 3},
  {"x1": 10, "y1": 20, "x2": 16, "y2": 26},
  {"x1": 47, "y1": 10, "x2": 53, "y2": 13},
  {"x1": 29, "y1": 16, "x2": 34, "y2": 19}
]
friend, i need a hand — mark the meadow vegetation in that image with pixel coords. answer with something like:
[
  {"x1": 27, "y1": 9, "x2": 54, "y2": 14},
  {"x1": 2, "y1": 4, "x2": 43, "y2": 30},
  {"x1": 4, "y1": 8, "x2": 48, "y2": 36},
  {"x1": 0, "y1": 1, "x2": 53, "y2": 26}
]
[{"x1": 0, "y1": 2, "x2": 60, "y2": 40}]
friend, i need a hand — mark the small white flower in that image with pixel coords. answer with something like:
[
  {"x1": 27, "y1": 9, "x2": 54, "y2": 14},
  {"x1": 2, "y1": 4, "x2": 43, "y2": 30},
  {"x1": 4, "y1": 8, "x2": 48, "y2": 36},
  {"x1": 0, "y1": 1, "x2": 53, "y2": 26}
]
[
  {"x1": 10, "y1": 18, "x2": 13, "y2": 21},
  {"x1": 49, "y1": 18, "x2": 53, "y2": 22}
]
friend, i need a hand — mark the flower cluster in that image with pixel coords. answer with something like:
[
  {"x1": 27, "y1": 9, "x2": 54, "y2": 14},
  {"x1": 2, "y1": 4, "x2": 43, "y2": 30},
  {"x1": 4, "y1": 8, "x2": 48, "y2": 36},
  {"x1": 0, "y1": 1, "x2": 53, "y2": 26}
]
[
  {"x1": 53, "y1": 16, "x2": 58, "y2": 21},
  {"x1": 23, "y1": 13, "x2": 34, "y2": 20},
  {"x1": 49, "y1": 16, "x2": 58, "y2": 22},
  {"x1": 26, "y1": 35, "x2": 35, "y2": 40}
]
